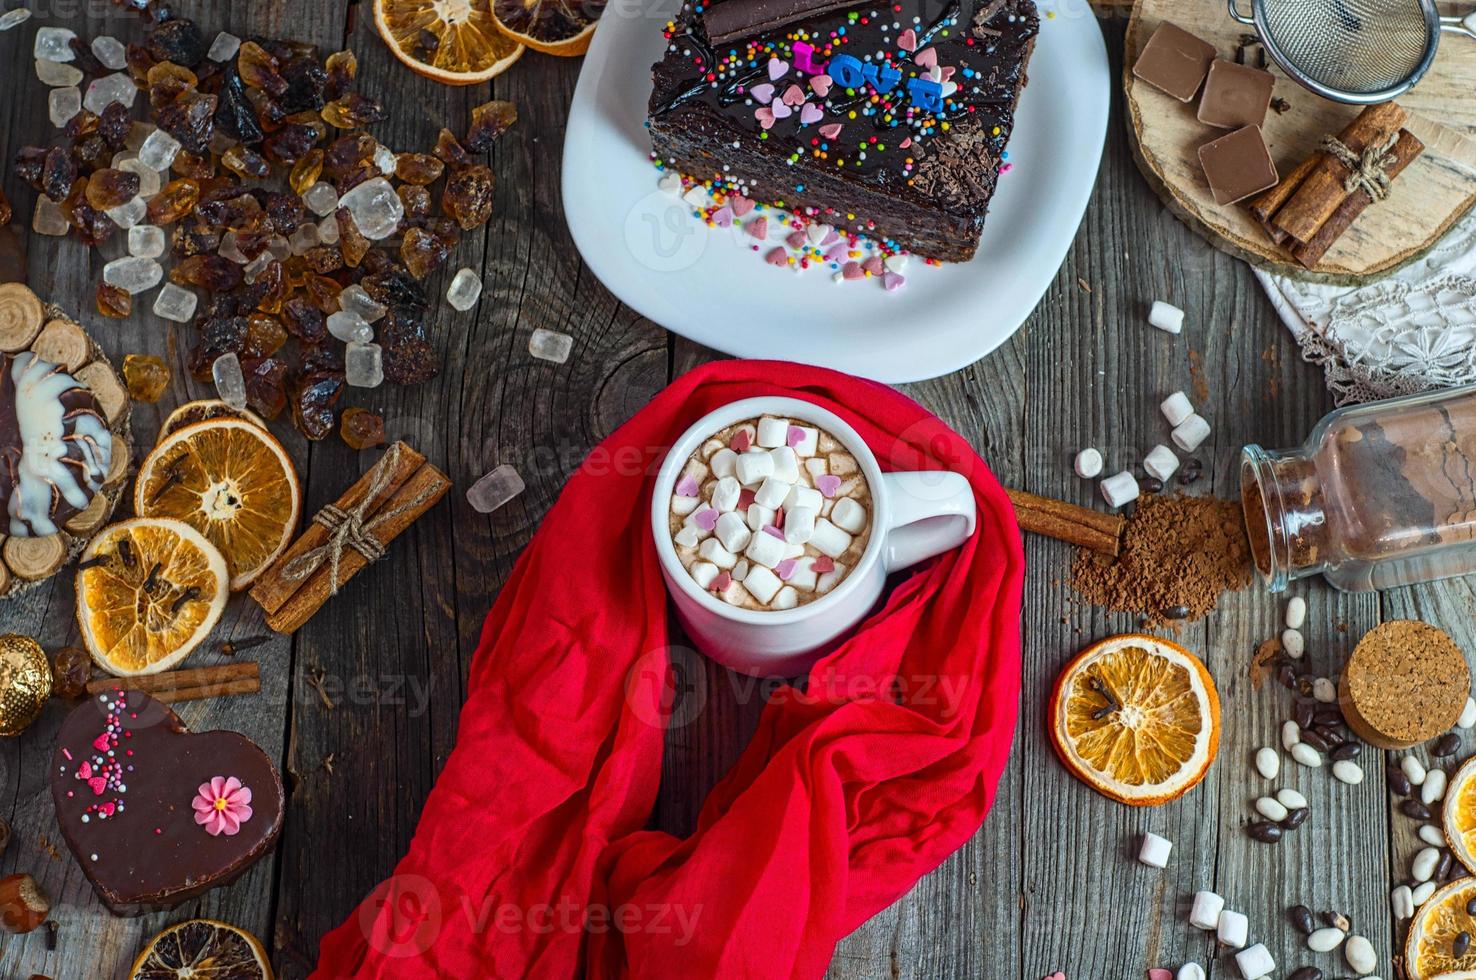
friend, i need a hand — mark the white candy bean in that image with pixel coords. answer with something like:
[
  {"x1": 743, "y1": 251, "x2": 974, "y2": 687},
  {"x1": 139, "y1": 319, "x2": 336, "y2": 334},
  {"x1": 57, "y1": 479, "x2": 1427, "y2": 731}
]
[
  {"x1": 1281, "y1": 628, "x2": 1305, "y2": 659},
  {"x1": 1391, "y1": 884, "x2": 1415, "y2": 920},
  {"x1": 1332, "y1": 759, "x2": 1363, "y2": 784},
  {"x1": 1291, "y1": 742, "x2": 1322, "y2": 768},
  {"x1": 1254, "y1": 797, "x2": 1288, "y2": 822},
  {"x1": 1285, "y1": 595, "x2": 1307, "y2": 629},
  {"x1": 1307, "y1": 927, "x2": 1346, "y2": 953},
  {"x1": 1413, "y1": 880, "x2": 1437, "y2": 905},
  {"x1": 1277, "y1": 788, "x2": 1308, "y2": 810},
  {"x1": 1255, "y1": 747, "x2": 1280, "y2": 779},
  {"x1": 1344, "y1": 934, "x2": 1377, "y2": 975},
  {"x1": 1176, "y1": 965, "x2": 1205, "y2": 980},
  {"x1": 1422, "y1": 768, "x2": 1447, "y2": 805},
  {"x1": 1460, "y1": 696, "x2": 1476, "y2": 730},
  {"x1": 1282, "y1": 720, "x2": 1302, "y2": 751},
  {"x1": 1313, "y1": 677, "x2": 1337, "y2": 703},
  {"x1": 1419, "y1": 824, "x2": 1446, "y2": 847},
  {"x1": 1412, "y1": 846, "x2": 1441, "y2": 882},
  {"x1": 1402, "y1": 756, "x2": 1427, "y2": 786}
]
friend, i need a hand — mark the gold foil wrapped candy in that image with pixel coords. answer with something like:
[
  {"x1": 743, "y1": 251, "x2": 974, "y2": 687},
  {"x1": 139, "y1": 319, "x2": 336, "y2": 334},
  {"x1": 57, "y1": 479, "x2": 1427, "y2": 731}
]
[{"x1": 0, "y1": 635, "x2": 51, "y2": 736}]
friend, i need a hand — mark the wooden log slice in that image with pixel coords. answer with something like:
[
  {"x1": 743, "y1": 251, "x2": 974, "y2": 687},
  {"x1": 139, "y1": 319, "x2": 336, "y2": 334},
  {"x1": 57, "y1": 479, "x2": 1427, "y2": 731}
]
[{"x1": 1125, "y1": 0, "x2": 1476, "y2": 283}]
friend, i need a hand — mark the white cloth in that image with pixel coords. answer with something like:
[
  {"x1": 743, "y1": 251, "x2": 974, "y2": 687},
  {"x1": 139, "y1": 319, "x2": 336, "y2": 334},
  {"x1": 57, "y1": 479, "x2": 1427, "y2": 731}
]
[{"x1": 1254, "y1": 208, "x2": 1476, "y2": 404}]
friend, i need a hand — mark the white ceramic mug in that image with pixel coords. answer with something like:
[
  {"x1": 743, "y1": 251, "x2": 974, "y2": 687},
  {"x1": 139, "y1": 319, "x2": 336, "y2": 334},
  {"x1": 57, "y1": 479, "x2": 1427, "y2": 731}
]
[{"x1": 651, "y1": 396, "x2": 978, "y2": 676}]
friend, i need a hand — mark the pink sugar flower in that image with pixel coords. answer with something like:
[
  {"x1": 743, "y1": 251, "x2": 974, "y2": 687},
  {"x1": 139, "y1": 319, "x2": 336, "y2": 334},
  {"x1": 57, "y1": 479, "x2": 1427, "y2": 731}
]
[{"x1": 193, "y1": 776, "x2": 253, "y2": 837}]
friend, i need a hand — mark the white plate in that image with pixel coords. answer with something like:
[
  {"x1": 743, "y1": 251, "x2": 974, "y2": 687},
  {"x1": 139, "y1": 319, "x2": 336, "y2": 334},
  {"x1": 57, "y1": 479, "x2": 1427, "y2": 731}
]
[{"x1": 562, "y1": 0, "x2": 1109, "y2": 383}]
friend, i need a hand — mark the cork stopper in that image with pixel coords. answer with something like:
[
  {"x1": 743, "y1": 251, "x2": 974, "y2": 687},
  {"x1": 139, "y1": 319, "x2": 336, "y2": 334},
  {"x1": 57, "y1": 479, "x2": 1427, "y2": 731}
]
[{"x1": 1339, "y1": 620, "x2": 1470, "y2": 750}]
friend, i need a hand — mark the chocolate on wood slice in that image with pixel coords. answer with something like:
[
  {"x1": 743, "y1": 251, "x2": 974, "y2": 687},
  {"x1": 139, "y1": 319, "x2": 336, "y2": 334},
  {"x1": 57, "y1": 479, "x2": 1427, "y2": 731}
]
[
  {"x1": 1124, "y1": 1, "x2": 1476, "y2": 282},
  {"x1": 49, "y1": 689, "x2": 285, "y2": 916}
]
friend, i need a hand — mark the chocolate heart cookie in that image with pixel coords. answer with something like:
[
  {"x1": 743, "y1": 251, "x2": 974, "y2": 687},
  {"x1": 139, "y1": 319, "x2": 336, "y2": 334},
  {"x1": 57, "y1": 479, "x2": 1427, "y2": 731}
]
[{"x1": 49, "y1": 689, "x2": 284, "y2": 916}]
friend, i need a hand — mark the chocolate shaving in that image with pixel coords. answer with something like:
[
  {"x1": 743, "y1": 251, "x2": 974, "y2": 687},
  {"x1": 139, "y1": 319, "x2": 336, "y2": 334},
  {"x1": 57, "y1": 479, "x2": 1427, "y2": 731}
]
[{"x1": 702, "y1": 0, "x2": 865, "y2": 45}]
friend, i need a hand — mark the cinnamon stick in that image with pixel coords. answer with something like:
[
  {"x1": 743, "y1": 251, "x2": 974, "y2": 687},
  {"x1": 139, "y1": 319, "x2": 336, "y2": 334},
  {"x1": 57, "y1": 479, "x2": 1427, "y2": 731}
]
[
  {"x1": 1292, "y1": 128, "x2": 1424, "y2": 269},
  {"x1": 264, "y1": 463, "x2": 451, "y2": 633},
  {"x1": 1006, "y1": 488, "x2": 1124, "y2": 556},
  {"x1": 1248, "y1": 153, "x2": 1319, "y2": 244},
  {"x1": 85, "y1": 661, "x2": 260, "y2": 703},
  {"x1": 1272, "y1": 102, "x2": 1406, "y2": 244},
  {"x1": 250, "y1": 442, "x2": 426, "y2": 616}
]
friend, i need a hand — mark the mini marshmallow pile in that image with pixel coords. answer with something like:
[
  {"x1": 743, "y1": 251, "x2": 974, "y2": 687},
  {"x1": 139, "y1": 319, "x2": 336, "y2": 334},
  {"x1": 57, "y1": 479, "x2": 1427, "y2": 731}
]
[
  {"x1": 671, "y1": 416, "x2": 869, "y2": 610},
  {"x1": 1076, "y1": 388, "x2": 1212, "y2": 510}
]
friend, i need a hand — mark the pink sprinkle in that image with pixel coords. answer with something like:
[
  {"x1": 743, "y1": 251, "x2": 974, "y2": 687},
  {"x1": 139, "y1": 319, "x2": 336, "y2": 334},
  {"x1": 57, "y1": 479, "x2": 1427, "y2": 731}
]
[
  {"x1": 1147, "y1": 972, "x2": 1172, "y2": 980},
  {"x1": 711, "y1": 205, "x2": 734, "y2": 228},
  {"x1": 746, "y1": 216, "x2": 769, "y2": 240},
  {"x1": 765, "y1": 247, "x2": 789, "y2": 267},
  {"x1": 737, "y1": 488, "x2": 756, "y2": 510},
  {"x1": 749, "y1": 82, "x2": 775, "y2": 104},
  {"x1": 811, "y1": 556, "x2": 835, "y2": 573},
  {"x1": 883, "y1": 272, "x2": 906, "y2": 292},
  {"x1": 810, "y1": 75, "x2": 833, "y2": 98},
  {"x1": 824, "y1": 243, "x2": 848, "y2": 263},
  {"x1": 87, "y1": 776, "x2": 107, "y2": 796},
  {"x1": 155, "y1": 828, "x2": 162, "y2": 835},
  {"x1": 816, "y1": 474, "x2": 842, "y2": 497},
  {"x1": 781, "y1": 84, "x2": 806, "y2": 107},
  {"x1": 776, "y1": 559, "x2": 798, "y2": 580},
  {"x1": 1000, "y1": 162, "x2": 1013, "y2": 173},
  {"x1": 763, "y1": 525, "x2": 785, "y2": 540},
  {"x1": 693, "y1": 508, "x2": 719, "y2": 531},
  {"x1": 818, "y1": 122, "x2": 843, "y2": 140},
  {"x1": 712, "y1": 571, "x2": 732, "y2": 592},
  {"x1": 841, "y1": 262, "x2": 865, "y2": 281},
  {"x1": 100, "y1": 802, "x2": 116, "y2": 817},
  {"x1": 675, "y1": 474, "x2": 699, "y2": 497},
  {"x1": 773, "y1": 506, "x2": 785, "y2": 529},
  {"x1": 730, "y1": 194, "x2": 755, "y2": 216},
  {"x1": 899, "y1": 137, "x2": 912, "y2": 149},
  {"x1": 862, "y1": 256, "x2": 885, "y2": 276},
  {"x1": 820, "y1": 229, "x2": 840, "y2": 246},
  {"x1": 914, "y1": 47, "x2": 937, "y2": 69},
  {"x1": 785, "y1": 231, "x2": 806, "y2": 250},
  {"x1": 786, "y1": 426, "x2": 805, "y2": 448},
  {"x1": 62, "y1": 749, "x2": 73, "y2": 761},
  {"x1": 93, "y1": 734, "x2": 110, "y2": 752},
  {"x1": 731, "y1": 429, "x2": 751, "y2": 452},
  {"x1": 78, "y1": 761, "x2": 93, "y2": 779},
  {"x1": 897, "y1": 28, "x2": 918, "y2": 51}
]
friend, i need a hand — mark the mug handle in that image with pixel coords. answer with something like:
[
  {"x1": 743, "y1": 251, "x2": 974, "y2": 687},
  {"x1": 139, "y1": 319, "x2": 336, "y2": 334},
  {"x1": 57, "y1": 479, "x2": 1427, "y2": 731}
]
[{"x1": 879, "y1": 472, "x2": 978, "y2": 572}]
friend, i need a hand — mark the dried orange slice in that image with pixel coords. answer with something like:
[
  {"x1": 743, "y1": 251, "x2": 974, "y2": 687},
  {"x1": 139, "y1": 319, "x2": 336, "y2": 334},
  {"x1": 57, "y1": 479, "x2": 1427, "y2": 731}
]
[
  {"x1": 1407, "y1": 879, "x2": 1476, "y2": 979},
  {"x1": 492, "y1": 0, "x2": 605, "y2": 55},
  {"x1": 159, "y1": 399, "x2": 267, "y2": 441},
  {"x1": 1444, "y1": 756, "x2": 1476, "y2": 874},
  {"x1": 134, "y1": 419, "x2": 302, "y2": 591},
  {"x1": 1048, "y1": 633, "x2": 1220, "y2": 806},
  {"x1": 373, "y1": 0, "x2": 525, "y2": 85},
  {"x1": 128, "y1": 917, "x2": 273, "y2": 979},
  {"x1": 76, "y1": 519, "x2": 228, "y2": 677}
]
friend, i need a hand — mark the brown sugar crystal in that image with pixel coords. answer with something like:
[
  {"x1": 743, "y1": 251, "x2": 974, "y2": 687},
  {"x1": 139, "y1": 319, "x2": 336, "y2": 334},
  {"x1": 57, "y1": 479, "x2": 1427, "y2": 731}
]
[
  {"x1": 1339, "y1": 620, "x2": 1470, "y2": 749},
  {"x1": 1071, "y1": 493, "x2": 1253, "y2": 627}
]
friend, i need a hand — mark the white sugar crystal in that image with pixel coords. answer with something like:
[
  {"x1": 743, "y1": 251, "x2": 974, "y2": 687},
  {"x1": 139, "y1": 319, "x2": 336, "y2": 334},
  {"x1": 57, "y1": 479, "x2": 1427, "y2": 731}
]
[
  {"x1": 36, "y1": 59, "x2": 82, "y2": 87},
  {"x1": 207, "y1": 31, "x2": 241, "y2": 62},
  {"x1": 212, "y1": 353, "x2": 247, "y2": 410},
  {"x1": 127, "y1": 224, "x2": 166, "y2": 258},
  {"x1": 529, "y1": 329, "x2": 572, "y2": 363},
  {"x1": 0, "y1": 8, "x2": 33, "y2": 30},
  {"x1": 446, "y1": 267, "x2": 482, "y2": 311},
  {"x1": 336, "y1": 176, "x2": 403, "y2": 239},
  {"x1": 268, "y1": 235, "x2": 290, "y2": 261},
  {"x1": 302, "y1": 181, "x2": 339, "y2": 217},
  {"x1": 32, "y1": 198, "x2": 68, "y2": 236},
  {"x1": 102, "y1": 256, "x2": 162, "y2": 295},
  {"x1": 105, "y1": 196, "x2": 147, "y2": 229},
  {"x1": 467, "y1": 464, "x2": 524, "y2": 514},
  {"x1": 117, "y1": 158, "x2": 161, "y2": 198},
  {"x1": 317, "y1": 215, "x2": 339, "y2": 244},
  {"x1": 84, "y1": 72, "x2": 138, "y2": 115},
  {"x1": 374, "y1": 144, "x2": 397, "y2": 175},
  {"x1": 339, "y1": 284, "x2": 386, "y2": 322},
  {"x1": 328, "y1": 311, "x2": 373, "y2": 344},
  {"x1": 344, "y1": 342, "x2": 384, "y2": 388},
  {"x1": 152, "y1": 283, "x2": 198, "y2": 323},
  {"x1": 34, "y1": 26, "x2": 77, "y2": 62},
  {"x1": 218, "y1": 231, "x2": 249, "y2": 264},
  {"x1": 242, "y1": 251, "x2": 272, "y2": 283},
  {"x1": 91, "y1": 35, "x2": 127, "y2": 70},
  {"x1": 48, "y1": 86, "x2": 81, "y2": 127},
  {"x1": 137, "y1": 129, "x2": 181, "y2": 171},
  {"x1": 288, "y1": 223, "x2": 321, "y2": 255}
]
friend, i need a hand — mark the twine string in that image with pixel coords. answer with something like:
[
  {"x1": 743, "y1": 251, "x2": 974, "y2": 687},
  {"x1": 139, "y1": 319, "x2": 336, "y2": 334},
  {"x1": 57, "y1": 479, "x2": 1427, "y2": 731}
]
[{"x1": 1320, "y1": 130, "x2": 1401, "y2": 202}]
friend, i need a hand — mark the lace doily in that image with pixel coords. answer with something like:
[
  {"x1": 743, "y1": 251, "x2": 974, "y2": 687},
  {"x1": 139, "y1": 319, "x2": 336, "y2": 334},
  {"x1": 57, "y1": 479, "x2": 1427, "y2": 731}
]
[{"x1": 1255, "y1": 208, "x2": 1476, "y2": 404}]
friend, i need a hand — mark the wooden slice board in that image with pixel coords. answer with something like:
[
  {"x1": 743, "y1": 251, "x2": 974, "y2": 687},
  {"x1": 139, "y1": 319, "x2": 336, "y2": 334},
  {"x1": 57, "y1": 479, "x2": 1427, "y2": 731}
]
[{"x1": 1125, "y1": 0, "x2": 1476, "y2": 283}]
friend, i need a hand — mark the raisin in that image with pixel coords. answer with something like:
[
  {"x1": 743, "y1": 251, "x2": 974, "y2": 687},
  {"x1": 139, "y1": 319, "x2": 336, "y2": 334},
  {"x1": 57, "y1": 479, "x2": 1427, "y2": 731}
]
[
  {"x1": 42, "y1": 147, "x2": 79, "y2": 203},
  {"x1": 340, "y1": 407, "x2": 385, "y2": 449},
  {"x1": 465, "y1": 100, "x2": 517, "y2": 152},
  {"x1": 263, "y1": 190, "x2": 306, "y2": 236},
  {"x1": 146, "y1": 17, "x2": 206, "y2": 66},
  {"x1": 189, "y1": 315, "x2": 249, "y2": 379},
  {"x1": 336, "y1": 207, "x2": 370, "y2": 268},
  {"x1": 155, "y1": 91, "x2": 218, "y2": 153},
  {"x1": 68, "y1": 35, "x2": 107, "y2": 76},
  {"x1": 400, "y1": 227, "x2": 448, "y2": 279},
  {"x1": 96, "y1": 282, "x2": 132, "y2": 319},
  {"x1": 324, "y1": 132, "x2": 375, "y2": 178},
  {"x1": 171, "y1": 218, "x2": 221, "y2": 258},
  {"x1": 442, "y1": 164, "x2": 495, "y2": 230},
  {"x1": 380, "y1": 309, "x2": 439, "y2": 385},
  {"x1": 85, "y1": 169, "x2": 142, "y2": 210},
  {"x1": 146, "y1": 178, "x2": 201, "y2": 224}
]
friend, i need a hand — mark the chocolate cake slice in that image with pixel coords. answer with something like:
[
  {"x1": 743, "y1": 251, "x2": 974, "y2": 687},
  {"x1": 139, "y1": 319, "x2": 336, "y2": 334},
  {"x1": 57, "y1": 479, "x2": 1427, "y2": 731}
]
[{"x1": 648, "y1": 0, "x2": 1040, "y2": 262}]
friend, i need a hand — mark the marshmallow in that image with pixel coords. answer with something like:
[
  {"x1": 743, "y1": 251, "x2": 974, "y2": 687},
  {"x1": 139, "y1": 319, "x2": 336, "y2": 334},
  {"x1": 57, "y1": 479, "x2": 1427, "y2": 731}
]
[
  {"x1": 689, "y1": 561, "x2": 719, "y2": 589},
  {"x1": 784, "y1": 541, "x2": 805, "y2": 559},
  {"x1": 785, "y1": 506, "x2": 818, "y2": 544},
  {"x1": 1189, "y1": 890, "x2": 1223, "y2": 930},
  {"x1": 788, "y1": 558, "x2": 820, "y2": 591},
  {"x1": 1149, "y1": 300, "x2": 1185, "y2": 334},
  {"x1": 804, "y1": 457, "x2": 828, "y2": 481},
  {"x1": 1100, "y1": 471, "x2": 1140, "y2": 509},
  {"x1": 1233, "y1": 944, "x2": 1274, "y2": 980},
  {"x1": 1172, "y1": 414, "x2": 1211, "y2": 453},
  {"x1": 732, "y1": 559, "x2": 749, "y2": 583},
  {"x1": 699, "y1": 438, "x2": 723, "y2": 458},
  {"x1": 1143, "y1": 444, "x2": 1179, "y2": 482},
  {"x1": 756, "y1": 416, "x2": 789, "y2": 448},
  {"x1": 1217, "y1": 909, "x2": 1248, "y2": 949},
  {"x1": 715, "y1": 512, "x2": 752, "y2": 553},
  {"x1": 788, "y1": 425, "x2": 819, "y2": 456},
  {"x1": 831, "y1": 497, "x2": 867, "y2": 534},
  {"x1": 1161, "y1": 391, "x2": 1194, "y2": 427},
  {"x1": 769, "y1": 446, "x2": 800, "y2": 483},
  {"x1": 828, "y1": 452, "x2": 857, "y2": 476},
  {"x1": 816, "y1": 560, "x2": 847, "y2": 594},
  {"x1": 734, "y1": 450, "x2": 775, "y2": 485},
  {"x1": 1074, "y1": 448, "x2": 1103, "y2": 479},
  {"x1": 746, "y1": 528, "x2": 787, "y2": 568},
  {"x1": 682, "y1": 458, "x2": 709, "y2": 484},
  {"x1": 746, "y1": 504, "x2": 776, "y2": 531},
  {"x1": 709, "y1": 448, "x2": 738, "y2": 480},
  {"x1": 671, "y1": 493, "x2": 700, "y2": 516},
  {"x1": 711, "y1": 476, "x2": 742, "y2": 513},
  {"x1": 755, "y1": 477, "x2": 792, "y2": 510},
  {"x1": 785, "y1": 485, "x2": 822, "y2": 512},
  {"x1": 820, "y1": 498, "x2": 834, "y2": 518},
  {"x1": 698, "y1": 538, "x2": 738, "y2": 569},
  {"x1": 674, "y1": 525, "x2": 702, "y2": 549},
  {"x1": 772, "y1": 586, "x2": 799, "y2": 610},
  {"x1": 810, "y1": 519, "x2": 853, "y2": 558},
  {"x1": 742, "y1": 564, "x2": 782, "y2": 604},
  {"x1": 1138, "y1": 832, "x2": 1172, "y2": 868}
]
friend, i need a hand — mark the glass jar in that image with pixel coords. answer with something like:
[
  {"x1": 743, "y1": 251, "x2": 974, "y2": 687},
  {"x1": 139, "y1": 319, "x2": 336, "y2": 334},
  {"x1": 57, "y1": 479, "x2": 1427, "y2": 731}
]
[{"x1": 1241, "y1": 384, "x2": 1476, "y2": 592}]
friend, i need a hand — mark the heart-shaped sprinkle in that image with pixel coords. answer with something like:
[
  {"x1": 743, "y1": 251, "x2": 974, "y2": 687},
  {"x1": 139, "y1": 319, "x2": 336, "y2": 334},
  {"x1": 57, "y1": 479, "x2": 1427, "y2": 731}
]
[
  {"x1": 782, "y1": 84, "x2": 806, "y2": 107},
  {"x1": 1147, "y1": 971, "x2": 1172, "y2": 980},
  {"x1": 1043, "y1": 974, "x2": 1066, "y2": 980},
  {"x1": 712, "y1": 571, "x2": 732, "y2": 592},
  {"x1": 883, "y1": 272, "x2": 906, "y2": 291},
  {"x1": 746, "y1": 216, "x2": 769, "y2": 239},
  {"x1": 773, "y1": 506, "x2": 785, "y2": 529},
  {"x1": 786, "y1": 231, "x2": 807, "y2": 250},
  {"x1": 842, "y1": 261, "x2": 865, "y2": 280},
  {"x1": 711, "y1": 205, "x2": 734, "y2": 228},
  {"x1": 737, "y1": 488, "x2": 756, "y2": 510},
  {"x1": 765, "y1": 247, "x2": 789, "y2": 267},
  {"x1": 657, "y1": 171, "x2": 682, "y2": 194},
  {"x1": 99, "y1": 802, "x2": 116, "y2": 817},
  {"x1": 786, "y1": 426, "x2": 805, "y2": 448},
  {"x1": 770, "y1": 100, "x2": 793, "y2": 120},
  {"x1": 78, "y1": 761, "x2": 93, "y2": 779},
  {"x1": 806, "y1": 223, "x2": 831, "y2": 245},
  {"x1": 88, "y1": 776, "x2": 107, "y2": 796},
  {"x1": 818, "y1": 122, "x2": 843, "y2": 140},
  {"x1": 940, "y1": 65, "x2": 956, "y2": 81},
  {"x1": 816, "y1": 474, "x2": 842, "y2": 497},
  {"x1": 768, "y1": 58, "x2": 789, "y2": 80},
  {"x1": 812, "y1": 555, "x2": 835, "y2": 573},
  {"x1": 810, "y1": 74, "x2": 833, "y2": 97},
  {"x1": 897, "y1": 28, "x2": 917, "y2": 51},
  {"x1": 824, "y1": 243, "x2": 849, "y2": 263},
  {"x1": 755, "y1": 106, "x2": 776, "y2": 130},
  {"x1": 925, "y1": 65, "x2": 943, "y2": 83},
  {"x1": 675, "y1": 474, "x2": 699, "y2": 497},
  {"x1": 763, "y1": 525, "x2": 785, "y2": 540},
  {"x1": 693, "y1": 507, "x2": 719, "y2": 531},
  {"x1": 730, "y1": 194, "x2": 755, "y2": 216},
  {"x1": 731, "y1": 429, "x2": 751, "y2": 452},
  {"x1": 749, "y1": 82, "x2": 775, "y2": 104},
  {"x1": 775, "y1": 559, "x2": 797, "y2": 580},
  {"x1": 942, "y1": 80, "x2": 958, "y2": 98},
  {"x1": 863, "y1": 256, "x2": 885, "y2": 276},
  {"x1": 915, "y1": 47, "x2": 938, "y2": 68},
  {"x1": 93, "y1": 734, "x2": 110, "y2": 752},
  {"x1": 799, "y1": 103, "x2": 824, "y2": 126},
  {"x1": 899, "y1": 137, "x2": 912, "y2": 149},
  {"x1": 821, "y1": 229, "x2": 840, "y2": 246}
]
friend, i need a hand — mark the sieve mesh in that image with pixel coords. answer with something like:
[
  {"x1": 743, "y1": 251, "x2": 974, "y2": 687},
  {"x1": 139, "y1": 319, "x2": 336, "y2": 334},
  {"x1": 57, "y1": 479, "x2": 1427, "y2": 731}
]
[{"x1": 1257, "y1": 0, "x2": 1434, "y2": 96}]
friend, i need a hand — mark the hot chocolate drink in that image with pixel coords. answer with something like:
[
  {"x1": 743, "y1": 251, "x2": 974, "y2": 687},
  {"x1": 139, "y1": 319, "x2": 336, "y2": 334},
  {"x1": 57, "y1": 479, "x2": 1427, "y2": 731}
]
[{"x1": 667, "y1": 414, "x2": 872, "y2": 610}]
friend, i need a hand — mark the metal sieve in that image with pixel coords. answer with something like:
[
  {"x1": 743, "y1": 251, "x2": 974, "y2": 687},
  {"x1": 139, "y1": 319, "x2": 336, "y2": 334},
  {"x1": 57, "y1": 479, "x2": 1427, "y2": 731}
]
[{"x1": 1228, "y1": 0, "x2": 1476, "y2": 104}]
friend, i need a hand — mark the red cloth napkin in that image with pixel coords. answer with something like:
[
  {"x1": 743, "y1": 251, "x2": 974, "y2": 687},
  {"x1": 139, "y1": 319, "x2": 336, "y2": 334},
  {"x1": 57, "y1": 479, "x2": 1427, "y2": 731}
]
[{"x1": 312, "y1": 360, "x2": 1023, "y2": 979}]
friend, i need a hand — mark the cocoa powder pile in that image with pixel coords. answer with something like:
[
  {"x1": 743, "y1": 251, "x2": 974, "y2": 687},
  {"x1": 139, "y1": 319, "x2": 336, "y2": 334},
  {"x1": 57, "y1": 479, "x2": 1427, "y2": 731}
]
[{"x1": 1071, "y1": 494, "x2": 1253, "y2": 626}]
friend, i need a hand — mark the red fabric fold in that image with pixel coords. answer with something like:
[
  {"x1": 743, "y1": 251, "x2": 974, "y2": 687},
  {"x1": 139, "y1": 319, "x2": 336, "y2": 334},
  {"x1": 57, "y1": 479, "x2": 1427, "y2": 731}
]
[{"x1": 311, "y1": 360, "x2": 1024, "y2": 979}]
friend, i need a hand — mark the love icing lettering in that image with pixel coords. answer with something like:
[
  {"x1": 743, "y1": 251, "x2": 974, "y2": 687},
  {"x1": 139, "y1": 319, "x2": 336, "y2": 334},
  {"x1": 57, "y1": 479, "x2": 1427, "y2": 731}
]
[{"x1": 794, "y1": 44, "x2": 946, "y2": 113}]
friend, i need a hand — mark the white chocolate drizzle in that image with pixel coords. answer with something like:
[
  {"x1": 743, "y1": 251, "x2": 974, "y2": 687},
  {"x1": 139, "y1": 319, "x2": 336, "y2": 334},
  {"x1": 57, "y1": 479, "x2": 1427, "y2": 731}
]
[{"x1": 9, "y1": 352, "x2": 112, "y2": 537}]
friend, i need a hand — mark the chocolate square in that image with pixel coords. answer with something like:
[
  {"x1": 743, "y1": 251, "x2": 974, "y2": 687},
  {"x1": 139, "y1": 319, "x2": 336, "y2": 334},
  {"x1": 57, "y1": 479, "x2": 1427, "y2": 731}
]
[
  {"x1": 1132, "y1": 21, "x2": 1217, "y2": 102},
  {"x1": 1198, "y1": 125, "x2": 1279, "y2": 206},
  {"x1": 1198, "y1": 60, "x2": 1275, "y2": 129}
]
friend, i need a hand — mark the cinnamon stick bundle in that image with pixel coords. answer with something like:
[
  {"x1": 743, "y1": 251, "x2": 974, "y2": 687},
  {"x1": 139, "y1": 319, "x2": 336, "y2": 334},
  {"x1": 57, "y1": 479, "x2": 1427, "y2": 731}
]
[
  {"x1": 1248, "y1": 154, "x2": 1319, "y2": 245},
  {"x1": 86, "y1": 661, "x2": 260, "y2": 703},
  {"x1": 1293, "y1": 128, "x2": 1424, "y2": 268},
  {"x1": 1006, "y1": 488, "x2": 1124, "y2": 556},
  {"x1": 1272, "y1": 101, "x2": 1406, "y2": 244}
]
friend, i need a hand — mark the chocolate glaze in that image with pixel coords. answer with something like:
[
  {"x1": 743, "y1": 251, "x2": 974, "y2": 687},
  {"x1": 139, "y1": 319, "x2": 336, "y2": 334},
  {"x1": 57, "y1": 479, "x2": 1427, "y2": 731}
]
[{"x1": 50, "y1": 689, "x2": 284, "y2": 916}]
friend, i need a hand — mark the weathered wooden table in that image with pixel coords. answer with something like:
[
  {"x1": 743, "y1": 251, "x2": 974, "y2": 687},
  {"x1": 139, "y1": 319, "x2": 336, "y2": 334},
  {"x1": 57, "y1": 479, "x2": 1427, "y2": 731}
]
[{"x1": 0, "y1": 2, "x2": 1439, "y2": 978}]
